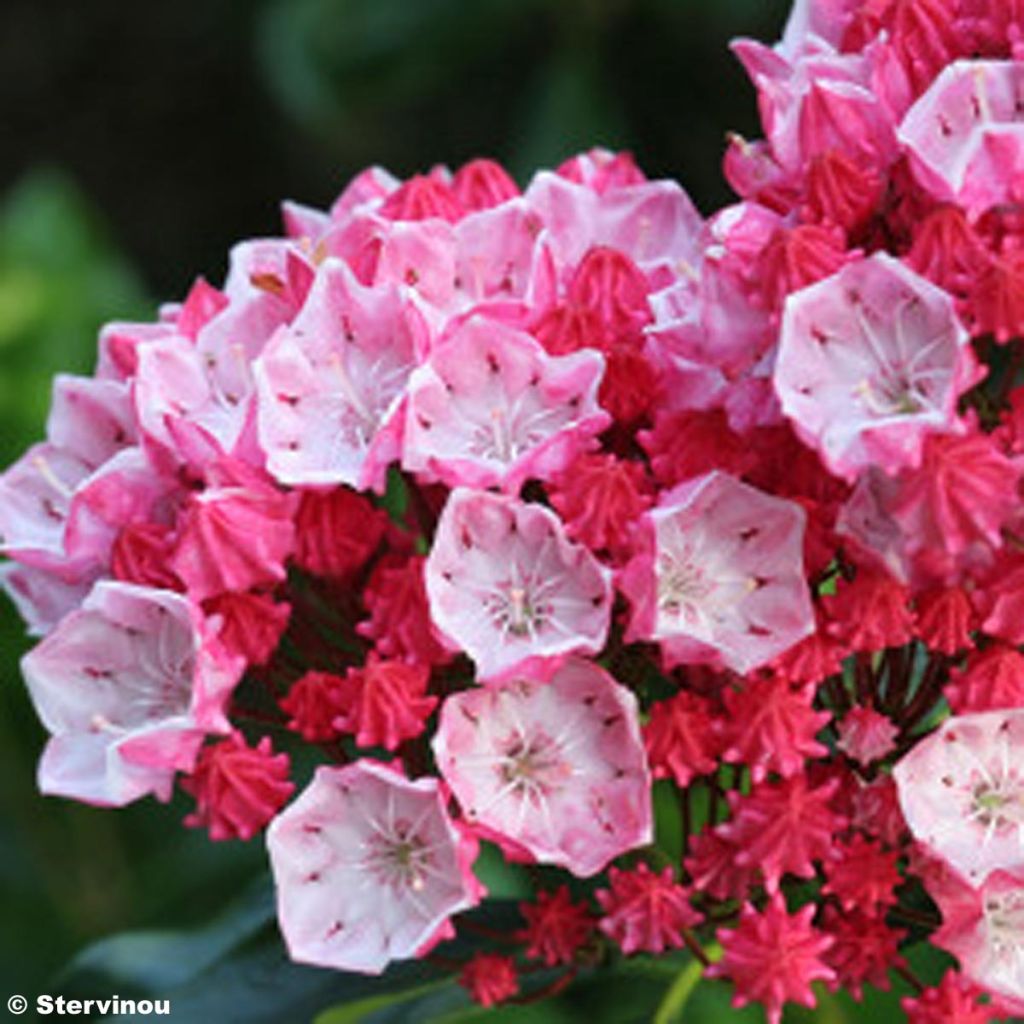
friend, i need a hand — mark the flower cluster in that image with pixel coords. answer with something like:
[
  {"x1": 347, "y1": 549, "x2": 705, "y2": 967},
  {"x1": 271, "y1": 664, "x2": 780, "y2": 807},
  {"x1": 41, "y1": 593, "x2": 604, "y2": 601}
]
[{"x1": 4, "y1": 0, "x2": 1024, "y2": 1020}]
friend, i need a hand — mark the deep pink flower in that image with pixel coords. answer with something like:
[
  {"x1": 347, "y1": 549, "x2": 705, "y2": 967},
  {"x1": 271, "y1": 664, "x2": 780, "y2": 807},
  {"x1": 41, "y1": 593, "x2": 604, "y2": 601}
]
[
  {"x1": 459, "y1": 954, "x2": 519, "y2": 1007},
  {"x1": 279, "y1": 671, "x2": 347, "y2": 744},
  {"x1": 822, "y1": 833, "x2": 902, "y2": 910},
  {"x1": 548, "y1": 452, "x2": 653, "y2": 561},
  {"x1": 357, "y1": 555, "x2": 452, "y2": 667},
  {"x1": 902, "y1": 969, "x2": 993, "y2": 1024},
  {"x1": 836, "y1": 706, "x2": 899, "y2": 764},
  {"x1": 451, "y1": 158, "x2": 520, "y2": 212},
  {"x1": 915, "y1": 586, "x2": 975, "y2": 653},
  {"x1": 821, "y1": 905, "x2": 904, "y2": 1001},
  {"x1": 334, "y1": 655, "x2": 436, "y2": 752},
  {"x1": 291, "y1": 487, "x2": 387, "y2": 581},
  {"x1": 721, "y1": 774, "x2": 845, "y2": 892},
  {"x1": 710, "y1": 895, "x2": 835, "y2": 1024},
  {"x1": 596, "y1": 864, "x2": 700, "y2": 955},
  {"x1": 947, "y1": 644, "x2": 1024, "y2": 713},
  {"x1": 720, "y1": 675, "x2": 830, "y2": 781},
  {"x1": 644, "y1": 690, "x2": 722, "y2": 788},
  {"x1": 518, "y1": 886, "x2": 596, "y2": 966},
  {"x1": 203, "y1": 591, "x2": 290, "y2": 667},
  {"x1": 181, "y1": 732, "x2": 293, "y2": 841}
]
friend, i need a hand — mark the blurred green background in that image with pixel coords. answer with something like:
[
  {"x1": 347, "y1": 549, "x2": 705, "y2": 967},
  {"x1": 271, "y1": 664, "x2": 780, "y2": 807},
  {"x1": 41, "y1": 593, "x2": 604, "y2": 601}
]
[{"x1": 0, "y1": 1, "x2": 947, "y2": 1020}]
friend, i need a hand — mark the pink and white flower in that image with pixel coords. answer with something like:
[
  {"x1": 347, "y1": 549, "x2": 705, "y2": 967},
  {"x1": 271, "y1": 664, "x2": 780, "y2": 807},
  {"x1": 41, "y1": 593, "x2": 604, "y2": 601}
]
[
  {"x1": 620, "y1": 471, "x2": 814, "y2": 674},
  {"x1": 254, "y1": 258, "x2": 428, "y2": 492},
  {"x1": 267, "y1": 760, "x2": 481, "y2": 974},
  {"x1": 899, "y1": 60, "x2": 1024, "y2": 215},
  {"x1": 403, "y1": 316, "x2": 607, "y2": 492},
  {"x1": 21, "y1": 581, "x2": 242, "y2": 806},
  {"x1": 895, "y1": 709, "x2": 1024, "y2": 884},
  {"x1": 775, "y1": 253, "x2": 980, "y2": 481},
  {"x1": 432, "y1": 659, "x2": 651, "y2": 876},
  {"x1": 424, "y1": 489, "x2": 612, "y2": 681}
]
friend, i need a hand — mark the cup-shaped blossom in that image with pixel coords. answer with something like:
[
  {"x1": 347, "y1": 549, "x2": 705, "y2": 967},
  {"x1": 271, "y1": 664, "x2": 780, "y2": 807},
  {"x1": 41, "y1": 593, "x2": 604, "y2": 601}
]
[
  {"x1": 930, "y1": 867, "x2": 1024, "y2": 1015},
  {"x1": 403, "y1": 316, "x2": 608, "y2": 492},
  {"x1": 620, "y1": 471, "x2": 814, "y2": 674},
  {"x1": 899, "y1": 60, "x2": 1024, "y2": 216},
  {"x1": 424, "y1": 489, "x2": 612, "y2": 682},
  {"x1": 254, "y1": 258, "x2": 428, "y2": 493},
  {"x1": 775, "y1": 253, "x2": 979, "y2": 482},
  {"x1": 21, "y1": 581, "x2": 243, "y2": 806},
  {"x1": 267, "y1": 760, "x2": 481, "y2": 974},
  {"x1": 894, "y1": 709, "x2": 1024, "y2": 885},
  {"x1": 432, "y1": 659, "x2": 651, "y2": 877}
]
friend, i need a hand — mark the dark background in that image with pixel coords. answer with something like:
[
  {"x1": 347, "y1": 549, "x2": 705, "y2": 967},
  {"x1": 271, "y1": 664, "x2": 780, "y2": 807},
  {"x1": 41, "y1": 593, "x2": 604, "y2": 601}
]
[{"x1": 0, "y1": 0, "x2": 796, "y2": 1007}]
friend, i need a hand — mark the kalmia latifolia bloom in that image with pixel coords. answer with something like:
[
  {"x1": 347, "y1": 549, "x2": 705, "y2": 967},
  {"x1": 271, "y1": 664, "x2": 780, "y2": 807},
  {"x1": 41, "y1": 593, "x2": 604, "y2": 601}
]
[{"x1": 7, "y1": 0, "x2": 1024, "y2": 1018}]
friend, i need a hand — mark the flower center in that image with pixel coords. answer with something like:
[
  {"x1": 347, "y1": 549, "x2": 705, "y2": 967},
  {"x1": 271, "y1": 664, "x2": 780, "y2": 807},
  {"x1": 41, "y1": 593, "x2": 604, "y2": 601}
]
[
  {"x1": 366, "y1": 820, "x2": 433, "y2": 892},
  {"x1": 657, "y1": 553, "x2": 714, "y2": 622},
  {"x1": 498, "y1": 729, "x2": 569, "y2": 799}
]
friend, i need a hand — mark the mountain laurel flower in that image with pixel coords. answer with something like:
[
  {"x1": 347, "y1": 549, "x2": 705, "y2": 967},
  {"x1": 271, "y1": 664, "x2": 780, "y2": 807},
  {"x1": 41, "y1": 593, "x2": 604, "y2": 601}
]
[
  {"x1": 21, "y1": 581, "x2": 242, "y2": 806},
  {"x1": 775, "y1": 253, "x2": 980, "y2": 482},
  {"x1": 895, "y1": 709, "x2": 1024, "y2": 884},
  {"x1": 620, "y1": 471, "x2": 815, "y2": 674},
  {"x1": 402, "y1": 315, "x2": 608, "y2": 492},
  {"x1": 433, "y1": 659, "x2": 651, "y2": 876},
  {"x1": 424, "y1": 489, "x2": 611, "y2": 682},
  {"x1": 267, "y1": 760, "x2": 482, "y2": 975}
]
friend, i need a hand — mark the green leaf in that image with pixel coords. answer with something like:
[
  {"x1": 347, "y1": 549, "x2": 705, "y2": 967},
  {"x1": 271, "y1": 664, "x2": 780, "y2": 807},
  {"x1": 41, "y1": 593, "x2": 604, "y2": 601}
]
[{"x1": 57, "y1": 875, "x2": 276, "y2": 997}]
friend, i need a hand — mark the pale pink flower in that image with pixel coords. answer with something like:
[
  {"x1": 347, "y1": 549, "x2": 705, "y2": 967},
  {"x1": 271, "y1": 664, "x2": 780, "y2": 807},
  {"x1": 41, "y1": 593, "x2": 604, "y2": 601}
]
[
  {"x1": 523, "y1": 170, "x2": 702, "y2": 280},
  {"x1": 620, "y1": 471, "x2": 814, "y2": 674},
  {"x1": 432, "y1": 659, "x2": 651, "y2": 876},
  {"x1": 930, "y1": 867, "x2": 1024, "y2": 1014},
  {"x1": 836, "y1": 706, "x2": 899, "y2": 765},
  {"x1": 899, "y1": 60, "x2": 1024, "y2": 216},
  {"x1": 775, "y1": 253, "x2": 980, "y2": 482},
  {"x1": 21, "y1": 581, "x2": 242, "y2": 806},
  {"x1": 895, "y1": 709, "x2": 1024, "y2": 884},
  {"x1": 267, "y1": 760, "x2": 481, "y2": 974},
  {"x1": 254, "y1": 258, "x2": 429, "y2": 492},
  {"x1": 424, "y1": 489, "x2": 611, "y2": 682},
  {"x1": 403, "y1": 315, "x2": 607, "y2": 492}
]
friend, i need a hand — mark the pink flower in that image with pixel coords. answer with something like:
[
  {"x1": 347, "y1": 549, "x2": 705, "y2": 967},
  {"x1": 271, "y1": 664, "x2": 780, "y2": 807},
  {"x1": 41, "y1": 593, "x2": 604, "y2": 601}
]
[
  {"x1": 21, "y1": 581, "x2": 242, "y2": 806},
  {"x1": 836, "y1": 706, "x2": 899, "y2": 764},
  {"x1": 644, "y1": 690, "x2": 721, "y2": 788},
  {"x1": 202, "y1": 591, "x2": 290, "y2": 667},
  {"x1": 291, "y1": 487, "x2": 387, "y2": 581},
  {"x1": 899, "y1": 60, "x2": 1024, "y2": 216},
  {"x1": 170, "y1": 475, "x2": 296, "y2": 601},
  {"x1": 947, "y1": 644, "x2": 1024, "y2": 713},
  {"x1": 402, "y1": 316, "x2": 607, "y2": 492},
  {"x1": 596, "y1": 864, "x2": 700, "y2": 955},
  {"x1": 357, "y1": 555, "x2": 452, "y2": 667},
  {"x1": 181, "y1": 733, "x2": 294, "y2": 841},
  {"x1": 822, "y1": 833, "x2": 902, "y2": 910},
  {"x1": 929, "y1": 867, "x2": 1024, "y2": 1014},
  {"x1": 821, "y1": 905, "x2": 904, "y2": 1002},
  {"x1": 720, "y1": 675, "x2": 830, "y2": 781},
  {"x1": 458, "y1": 954, "x2": 519, "y2": 1007},
  {"x1": 279, "y1": 671, "x2": 347, "y2": 743},
  {"x1": 720, "y1": 775, "x2": 845, "y2": 892},
  {"x1": 334, "y1": 655, "x2": 437, "y2": 752},
  {"x1": 620, "y1": 471, "x2": 814, "y2": 674},
  {"x1": 894, "y1": 709, "x2": 1024, "y2": 884},
  {"x1": 710, "y1": 895, "x2": 835, "y2": 1024},
  {"x1": 424, "y1": 489, "x2": 611, "y2": 682},
  {"x1": 267, "y1": 760, "x2": 481, "y2": 974},
  {"x1": 775, "y1": 253, "x2": 980, "y2": 482},
  {"x1": 254, "y1": 258, "x2": 428, "y2": 493},
  {"x1": 902, "y1": 969, "x2": 993, "y2": 1024},
  {"x1": 518, "y1": 886, "x2": 596, "y2": 966},
  {"x1": 433, "y1": 659, "x2": 650, "y2": 876}
]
